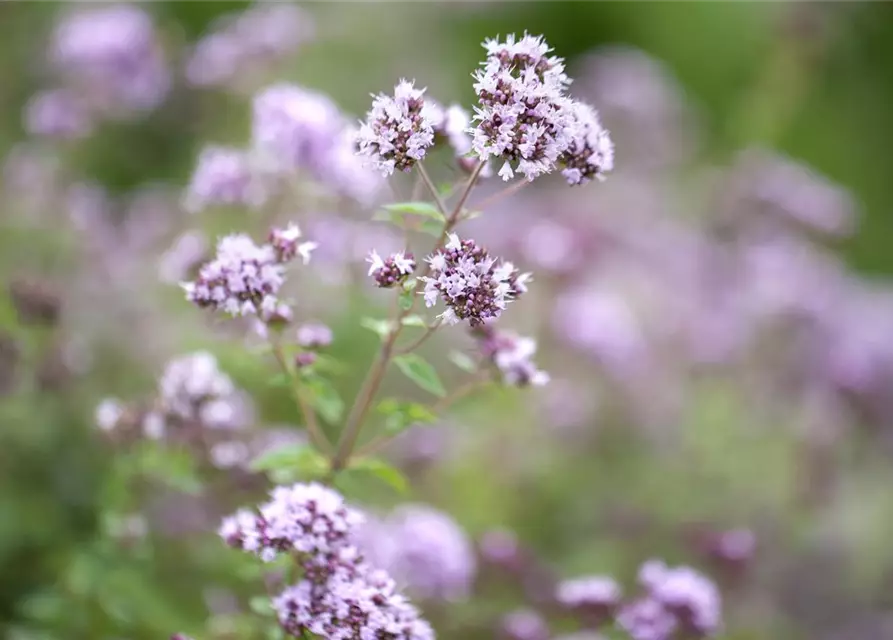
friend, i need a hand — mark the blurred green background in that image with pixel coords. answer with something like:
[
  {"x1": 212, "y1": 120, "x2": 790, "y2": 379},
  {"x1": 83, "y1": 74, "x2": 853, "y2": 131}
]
[{"x1": 3, "y1": 2, "x2": 893, "y2": 640}]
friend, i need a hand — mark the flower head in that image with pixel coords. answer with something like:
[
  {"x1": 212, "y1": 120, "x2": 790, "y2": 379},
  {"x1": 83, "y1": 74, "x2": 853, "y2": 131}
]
[
  {"x1": 158, "y1": 351, "x2": 235, "y2": 425},
  {"x1": 24, "y1": 89, "x2": 93, "y2": 140},
  {"x1": 222, "y1": 483, "x2": 435, "y2": 638},
  {"x1": 640, "y1": 561, "x2": 721, "y2": 637},
  {"x1": 618, "y1": 560, "x2": 722, "y2": 640},
  {"x1": 355, "y1": 79, "x2": 439, "y2": 176},
  {"x1": 269, "y1": 223, "x2": 317, "y2": 264},
  {"x1": 557, "y1": 575, "x2": 622, "y2": 624},
  {"x1": 252, "y1": 83, "x2": 345, "y2": 172},
  {"x1": 473, "y1": 325, "x2": 548, "y2": 386},
  {"x1": 51, "y1": 5, "x2": 170, "y2": 116},
  {"x1": 219, "y1": 482, "x2": 362, "y2": 563},
  {"x1": 358, "y1": 504, "x2": 477, "y2": 601},
  {"x1": 183, "y1": 233, "x2": 285, "y2": 317},
  {"x1": 297, "y1": 322, "x2": 333, "y2": 349},
  {"x1": 471, "y1": 33, "x2": 575, "y2": 181},
  {"x1": 184, "y1": 145, "x2": 266, "y2": 213},
  {"x1": 500, "y1": 609, "x2": 550, "y2": 640},
  {"x1": 186, "y1": 4, "x2": 314, "y2": 90},
  {"x1": 560, "y1": 101, "x2": 614, "y2": 185},
  {"x1": 367, "y1": 250, "x2": 416, "y2": 288},
  {"x1": 274, "y1": 563, "x2": 435, "y2": 640},
  {"x1": 422, "y1": 234, "x2": 528, "y2": 326}
]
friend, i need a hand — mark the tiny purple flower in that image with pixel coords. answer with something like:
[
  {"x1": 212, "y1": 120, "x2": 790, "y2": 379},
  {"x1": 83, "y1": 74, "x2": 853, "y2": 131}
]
[
  {"x1": 184, "y1": 145, "x2": 266, "y2": 213},
  {"x1": 421, "y1": 233, "x2": 529, "y2": 326},
  {"x1": 355, "y1": 79, "x2": 439, "y2": 176},
  {"x1": 24, "y1": 88, "x2": 93, "y2": 140},
  {"x1": 560, "y1": 100, "x2": 614, "y2": 186},
  {"x1": 268, "y1": 223, "x2": 317, "y2": 264},
  {"x1": 367, "y1": 250, "x2": 416, "y2": 288},
  {"x1": 296, "y1": 322, "x2": 333, "y2": 349}
]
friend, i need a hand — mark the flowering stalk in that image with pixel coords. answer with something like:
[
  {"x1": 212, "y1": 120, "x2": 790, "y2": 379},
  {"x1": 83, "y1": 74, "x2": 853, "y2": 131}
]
[
  {"x1": 269, "y1": 336, "x2": 332, "y2": 455},
  {"x1": 330, "y1": 160, "x2": 486, "y2": 473}
]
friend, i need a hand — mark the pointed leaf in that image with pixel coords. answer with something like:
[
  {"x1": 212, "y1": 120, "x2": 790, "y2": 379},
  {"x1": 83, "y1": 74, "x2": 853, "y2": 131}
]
[
  {"x1": 360, "y1": 316, "x2": 394, "y2": 340},
  {"x1": 249, "y1": 442, "x2": 328, "y2": 482},
  {"x1": 305, "y1": 376, "x2": 345, "y2": 425},
  {"x1": 449, "y1": 350, "x2": 479, "y2": 373},
  {"x1": 382, "y1": 201, "x2": 444, "y2": 220},
  {"x1": 376, "y1": 398, "x2": 437, "y2": 436},
  {"x1": 348, "y1": 457, "x2": 409, "y2": 494},
  {"x1": 394, "y1": 353, "x2": 446, "y2": 397},
  {"x1": 400, "y1": 314, "x2": 427, "y2": 328},
  {"x1": 418, "y1": 220, "x2": 444, "y2": 237}
]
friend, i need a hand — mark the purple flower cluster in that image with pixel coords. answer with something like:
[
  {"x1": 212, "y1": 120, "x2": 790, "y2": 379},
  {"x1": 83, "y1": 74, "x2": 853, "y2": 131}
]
[
  {"x1": 557, "y1": 575, "x2": 622, "y2": 624},
  {"x1": 248, "y1": 83, "x2": 385, "y2": 203},
  {"x1": 274, "y1": 563, "x2": 434, "y2": 640},
  {"x1": 561, "y1": 101, "x2": 615, "y2": 186},
  {"x1": 220, "y1": 483, "x2": 434, "y2": 639},
  {"x1": 48, "y1": 5, "x2": 170, "y2": 118},
  {"x1": 473, "y1": 324, "x2": 549, "y2": 387},
  {"x1": 183, "y1": 225, "x2": 314, "y2": 318},
  {"x1": 269, "y1": 223, "x2": 317, "y2": 265},
  {"x1": 357, "y1": 504, "x2": 477, "y2": 602},
  {"x1": 422, "y1": 233, "x2": 530, "y2": 327},
  {"x1": 219, "y1": 483, "x2": 361, "y2": 562},
  {"x1": 500, "y1": 609, "x2": 550, "y2": 640},
  {"x1": 367, "y1": 250, "x2": 417, "y2": 288},
  {"x1": 24, "y1": 89, "x2": 93, "y2": 140},
  {"x1": 158, "y1": 351, "x2": 236, "y2": 427},
  {"x1": 252, "y1": 84, "x2": 345, "y2": 172},
  {"x1": 355, "y1": 79, "x2": 440, "y2": 176},
  {"x1": 186, "y1": 4, "x2": 314, "y2": 91},
  {"x1": 297, "y1": 322, "x2": 334, "y2": 349},
  {"x1": 618, "y1": 560, "x2": 722, "y2": 640},
  {"x1": 94, "y1": 351, "x2": 252, "y2": 441},
  {"x1": 184, "y1": 145, "x2": 267, "y2": 213}
]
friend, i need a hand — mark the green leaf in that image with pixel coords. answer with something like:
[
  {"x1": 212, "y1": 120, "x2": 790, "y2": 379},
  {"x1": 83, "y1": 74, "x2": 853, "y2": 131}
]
[
  {"x1": 400, "y1": 314, "x2": 427, "y2": 328},
  {"x1": 268, "y1": 372, "x2": 292, "y2": 388},
  {"x1": 249, "y1": 442, "x2": 328, "y2": 481},
  {"x1": 376, "y1": 398, "x2": 437, "y2": 435},
  {"x1": 249, "y1": 596, "x2": 274, "y2": 617},
  {"x1": 312, "y1": 354, "x2": 346, "y2": 376},
  {"x1": 449, "y1": 350, "x2": 479, "y2": 373},
  {"x1": 360, "y1": 316, "x2": 394, "y2": 340},
  {"x1": 304, "y1": 376, "x2": 345, "y2": 425},
  {"x1": 382, "y1": 201, "x2": 445, "y2": 220},
  {"x1": 418, "y1": 220, "x2": 444, "y2": 237},
  {"x1": 394, "y1": 353, "x2": 446, "y2": 397},
  {"x1": 348, "y1": 457, "x2": 409, "y2": 494}
]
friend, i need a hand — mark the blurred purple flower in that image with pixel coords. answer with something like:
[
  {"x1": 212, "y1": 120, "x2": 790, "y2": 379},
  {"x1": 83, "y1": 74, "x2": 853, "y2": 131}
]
[
  {"x1": 50, "y1": 4, "x2": 170, "y2": 117},
  {"x1": 24, "y1": 88, "x2": 93, "y2": 140},
  {"x1": 499, "y1": 609, "x2": 550, "y2": 640},
  {"x1": 184, "y1": 145, "x2": 267, "y2": 213},
  {"x1": 357, "y1": 504, "x2": 477, "y2": 601},
  {"x1": 186, "y1": 4, "x2": 314, "y2": 90}
]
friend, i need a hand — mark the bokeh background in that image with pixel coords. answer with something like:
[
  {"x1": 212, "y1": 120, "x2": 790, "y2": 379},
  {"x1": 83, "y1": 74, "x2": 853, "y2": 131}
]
[{"x1": 3, "y1": 2, "x2": 893, "y2": 639}]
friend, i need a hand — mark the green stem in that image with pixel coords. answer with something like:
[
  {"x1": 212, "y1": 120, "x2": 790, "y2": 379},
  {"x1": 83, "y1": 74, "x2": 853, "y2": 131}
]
[
  {"x1": 416, "y1": 161, "x2": 449, "y2": 216},
  {"x1": 353, "y1": 374, "x2": 491, "y2": 459},
  {"x1": 330, "y1": 160, "x2": 486, "y2": 473},
  {"x1": 270, "y1": 338, "x2": 332, "y2": 454}
]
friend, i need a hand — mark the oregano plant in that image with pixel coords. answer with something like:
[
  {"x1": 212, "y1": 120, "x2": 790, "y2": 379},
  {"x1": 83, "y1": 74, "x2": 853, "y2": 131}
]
[{"x1": 89, "y1": 31, "x2": 725, "y2": 640}]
